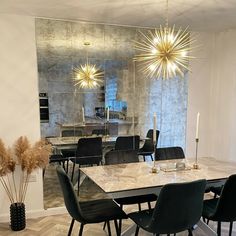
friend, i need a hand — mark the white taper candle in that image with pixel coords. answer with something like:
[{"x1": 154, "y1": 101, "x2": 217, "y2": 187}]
[
  {"x1": 153, "y1": 113, "x2": 157, "y2": 143},
  {"x1": 82, "y1": 106, "x2": 85, "y2": 123},
  {"x1": 195, "y1": 112, "x2": 200, "y2": 139},
  {"x1": 107, "y1": 107, "x2": 109, "y2": 122}
]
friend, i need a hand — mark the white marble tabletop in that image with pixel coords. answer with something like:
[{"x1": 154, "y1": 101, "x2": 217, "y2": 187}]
[{"x1": 80, "y1": 157, "x2": 236, "y2": 194}]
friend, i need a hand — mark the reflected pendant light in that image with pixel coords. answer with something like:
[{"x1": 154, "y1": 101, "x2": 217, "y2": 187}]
[
  {"x1": 73, "y1": 42, "x2": 104, "y2": 89},
  {"x1": 134, "y1": 0, "x2": 195, "y2": 80}
]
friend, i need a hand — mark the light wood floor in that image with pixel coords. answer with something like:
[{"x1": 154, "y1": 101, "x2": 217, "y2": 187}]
[{"x1": 0, "y1": 213, "x2": 235, "y2": 235}]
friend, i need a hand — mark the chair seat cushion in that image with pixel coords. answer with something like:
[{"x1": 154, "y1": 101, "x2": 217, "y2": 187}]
[
  {"x1": 115, "y1": 194, "x2": 157, "y2": 205},
  {"x1": 49, "y1": 154, "x2": 68, "y2": 163},
  {"x1": 70, "y1": 156, "x2": 102, "y2": 165},
  {"x1": 202, "y1": 198, "x2": 218, "y2": 219},
  {"x1": 138, "y1": 149, "x2": 153, "y2": 156},
  {"x1": 210, "y1": 186, "x2": 223, "y2": 195},
  {"x1": 129, "y1": 209, "x2": 154, "y2": 231},
  {"x1": 80, "y1": 199, "x2": 127, "y2": 223}
]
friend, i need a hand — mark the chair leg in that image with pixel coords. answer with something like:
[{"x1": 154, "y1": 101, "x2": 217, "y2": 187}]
[
  {"x1": 135, "y1": 226, "x2": 139, "y2": 236},
  {"x1": 114, "y1": 219, "x2": 120, "y2": 236},
  {"x1": 118, "y1": 204, "x2": 123, "y2": 232},
  {"x1": 68, "y1": 218, "x2": 75, "y2": 236},
  {"x1": 150, "y1": 154, "x2": 153, "y2": 161},
  {"x1": 229, "y1": 222, "x2": 233, "y2": 236},
  {"x1": 77, "y1": 168, "x2": 81, "y2": 196},
  {"x1": 143, "y1": 155, "x2": 146, "y2": 162},
  {"x1": 188, "y1": 229, "x2": 193, "y2": 236},
  {"x1": 147, "y1": 201, "x2": 151, "y2": 210},
  {"x1": 66, "y1": 160, "x2": 69, "y2": 173},
  {"x1": 217, "y1": 221, "x2": 221, "y2": 236},
  {"x1": 103, "y1": 221, "x2": 106, "y2": 230},
  {"x1": 79, "y1": 223, "x2": 84, "y2": 236},
  {"x1": 107, "y1": 221, "x2": 112, "y2": 236},
  {"x1": 71, "y1": 162, "x2": 75, "y2": 181},
  {"x1": 138, "y1": 203, "x2": 142, "y2": 212}
]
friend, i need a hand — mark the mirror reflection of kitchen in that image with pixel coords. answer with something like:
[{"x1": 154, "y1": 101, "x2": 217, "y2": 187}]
[{"x1": 36, "y1": 18, "x2": 137, "y2": 209}]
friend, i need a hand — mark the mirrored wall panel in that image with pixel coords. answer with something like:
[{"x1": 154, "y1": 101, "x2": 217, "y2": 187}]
[{"x1": 35, "y1": 18, "x2": 188, "y2": 209}]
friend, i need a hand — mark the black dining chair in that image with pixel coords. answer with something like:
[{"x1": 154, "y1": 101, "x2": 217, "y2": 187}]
[
  {"x1": 155, "y1": 146, "x2": 185, "y2": 160},
  {"x1": 114, "y1": 135, "x2": 140, "y2": 151},
  {"x1": 70, "y1": 137, "x2": 103, "y2": 184},
  {"x1": 60, "y1": 129, "x2": 82, "y2": 172},
  {"x1": 56, "y1": 166, "x2": 127, "y2": 236},
  {"x1": 128, "y1": 179, "x2": 206, "y2": 236},
  {"x1": 138, "y1": 129, "x2": 160, "y2": 161},
  {"x1": 104, "y1": 149, "x2": 158, "y2": 232},
  {"x1": 202, "y1": 174, "x2": 236, "y2": 236}
]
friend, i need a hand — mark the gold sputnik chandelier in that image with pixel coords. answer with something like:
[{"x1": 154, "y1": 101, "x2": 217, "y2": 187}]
[
  {"x1": 73, "y1": 42, "x2": 104, "y2": 89},
  {"x1": 134, "y1": 0, "x2": 195, "y2": 79}
]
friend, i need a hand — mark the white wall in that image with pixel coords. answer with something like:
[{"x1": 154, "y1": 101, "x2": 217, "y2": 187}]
[
  {"x1": 187, "y1": 29, "x2": 236, "y2": 162},
  {"x1": 0, "y1": 14, "x2": 43, "y2": 218},
  {"x1": 209, "y1": 30, "x2": 236, "y2": 161},
  {"x1": 186, "y1": 32, "x2": 214, "y2": 158}
]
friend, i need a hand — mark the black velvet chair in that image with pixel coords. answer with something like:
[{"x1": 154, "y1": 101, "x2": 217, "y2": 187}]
[
  {"x1": 138, "y1": 129, "x2": 160, "y2": 161},
  {"x1": 104, "y1": 150, "x2": 158, "y2": 231},
  {"x1": 60, "y1": 129, "x2": 82, "y2": 172},
  {"x1": 56, "y1": 166, "x2": 127, "y2": 236},
  {"x1": 129, "y1": 179, "x2": 206, "y2": 236},
  {"x1": 155, "y1": 146, "x2": 185, "y2": 160},
  {"x1": 202, "y1": 174, "x2": 236, "y2": 236},
  {"x1": 70, "y1": 137, "x2": 103, "y2": 183},
  {"x1": 114, "y1": 135, "x2": 140, "y2": 151}
]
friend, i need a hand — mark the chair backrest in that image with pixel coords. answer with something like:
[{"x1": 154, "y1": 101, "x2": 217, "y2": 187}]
[
  {"x1": 76, "y1": 137, "x2": 102, "y2": 157},
  {"x1": 61, "y1": 130, "x2": 82, "y2": 137},
  {"x1": 92, "y1": 129, "x2": 108, "y2": 136},
  {"x1": 73, "y1": 137, "x2": 103, "y2": 165},
  {"x1": 114, "y1": 135, "x2": 140, "y2": 151},
  {"x1": 105, "y1": 150, "x2": 139, "y2": 165},
  {"x1": 142, "y1": 129, "x2": 160, "y2": 151},
  {"x1": 148, "y1": 179, "x2": 206, "y2": 234},
  {"x1": 155, "y1": 146, "x2": 185, "y2": 160},
  {"x1": 56, "y1": 166, "x2": 84, "y2": 222},
  {"x1": 211, "y1": 174, "x2": 236, "y2": 221}
]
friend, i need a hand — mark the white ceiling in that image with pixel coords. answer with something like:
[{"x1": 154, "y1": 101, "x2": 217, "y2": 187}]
[{"x1": 1, "y1": 0, "x2": 236, "y2": 31}]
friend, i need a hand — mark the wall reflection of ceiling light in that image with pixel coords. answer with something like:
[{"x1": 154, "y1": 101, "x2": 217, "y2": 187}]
[
  {"x1": 73, "y1": 42, "x2": 104, "y2": 89},
  {"x1": 134, "y1": 0, "x2": 195, "y2": 80}
]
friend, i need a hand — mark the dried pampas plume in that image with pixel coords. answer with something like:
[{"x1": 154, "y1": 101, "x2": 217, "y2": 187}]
[
  {"x1": 0, "y1": 137, "x2": 52, "y2": 203},
  {"x1": 14, "y1": 136, "x2": 30, "y2": 164}
]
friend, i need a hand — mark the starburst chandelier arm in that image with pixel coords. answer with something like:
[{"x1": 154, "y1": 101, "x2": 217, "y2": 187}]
[
  {"x1": 134, "y1": 41, "x2": 157, "y2": 53},
  {"x1": 134, "y1": 30, "x2": 158, "y2": 50}
]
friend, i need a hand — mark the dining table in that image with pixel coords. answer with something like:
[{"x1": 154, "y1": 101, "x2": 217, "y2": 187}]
[
  {"x1": 80, "y1": 157, "x2": 236, "y2": 236},
  {"x1": 46, "y1": 135, "x2": 147, "y2": 153}
]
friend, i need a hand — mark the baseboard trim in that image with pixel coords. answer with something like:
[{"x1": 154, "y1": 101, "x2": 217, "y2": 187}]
[{"x1": 0, "y1": 206, "x2": 67, "y2": 223}]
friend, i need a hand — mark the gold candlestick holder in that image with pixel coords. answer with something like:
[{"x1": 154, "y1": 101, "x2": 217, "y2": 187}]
[
  {"x1": 106, "y1": 121, "x2": 110, "y2": 137},
  {"x1": 193, "y1": 138, "x2": 200, "y2": 169},
  {"x1": 151, "y1": 140, "x2": 158, "y2": 173}
]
